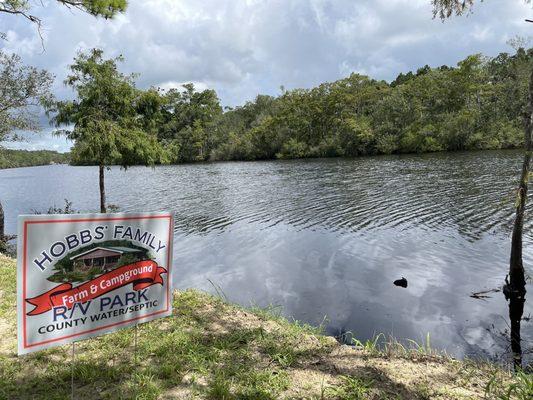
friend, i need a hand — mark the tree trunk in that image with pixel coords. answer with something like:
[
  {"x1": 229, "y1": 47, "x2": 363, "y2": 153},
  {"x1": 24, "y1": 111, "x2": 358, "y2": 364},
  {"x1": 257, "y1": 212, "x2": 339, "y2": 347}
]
[
  {"x1": 509, "y1": 68, "x2": 533, "y2": 295},
  {"x1": 509, "y1": 292, "x2": 525, "y2": 370},
  {"x1": 509, "y1": 153, "x2": 530, "y2": 292},
  {"x1": 0, "y1": 199, "x2": 4, "y2": 241},
  {"x1": 505, "y1": 67, "x2": 533, "y2": 371},
  {"x1": 99, "y1": 164, "x2": 107, "y2": 213}
]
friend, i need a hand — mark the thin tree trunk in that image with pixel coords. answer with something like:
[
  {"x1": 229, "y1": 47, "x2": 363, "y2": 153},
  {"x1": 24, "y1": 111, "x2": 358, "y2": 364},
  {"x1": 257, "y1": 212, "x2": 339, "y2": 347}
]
[
  {"x1": 509, "y1": 153, "x2": 530, "y2": 292},
  {"x1": 505, "y1": 67, "x2": 533, "y2": 371},
  {"x1": 509, "y1": 293, "x2": 525, "y2": 370},
  {"x1": 0, "y1": 200, "x2": 4, "y2": 240},
  {"x1": 509, "y1": 68, "x2": 533, "y2": 294},
  {"x1": 0, "y1": 200, "x2": 5, "y2": 250},
  {"x1": 99, "y1": 164, "x2": 106, "y2": 213}
]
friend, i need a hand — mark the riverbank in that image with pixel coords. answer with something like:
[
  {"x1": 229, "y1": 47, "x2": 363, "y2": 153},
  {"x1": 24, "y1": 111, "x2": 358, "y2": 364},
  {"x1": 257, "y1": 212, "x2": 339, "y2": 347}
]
[
  {"x1": 0, "y1": 147, "x2": 523, "y2": 171},
  {"x1": 0, "y1": 255, "x2": 530, "y2": 399},
  {"x1": 0, "y1": 149, "x2": 69, "y2": 169}
]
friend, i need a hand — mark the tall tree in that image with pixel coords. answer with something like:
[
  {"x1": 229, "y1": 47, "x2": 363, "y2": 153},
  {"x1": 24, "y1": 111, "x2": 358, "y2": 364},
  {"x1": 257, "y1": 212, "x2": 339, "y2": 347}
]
[
  {"x1": 0, "y1": 51, "x2": 53, "y2": 252},
  {"x1": 159, "y1": 83, "x2": 223, "y2": 162},
  {"x1": 0, "y1": 0, "x2": 127, "y2": 39},
  {"x1": 432, "y1": 0, "x2": 530, "y2": 369},
  {"x1": 0, "y1": 0, "x2": 125, "y2": 248},
  {"x1": 49, "y1": 49, "x2": 166, "y2": 213},
  {"x1": 432, "y1": 0, "x2": 530, "y2": 290}
]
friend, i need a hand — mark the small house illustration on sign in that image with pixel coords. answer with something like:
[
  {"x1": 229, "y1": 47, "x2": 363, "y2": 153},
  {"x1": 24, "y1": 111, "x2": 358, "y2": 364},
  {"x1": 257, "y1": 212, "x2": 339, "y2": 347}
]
[{"x1": 70, "y1": 246, "x2": 142, "y2": 272}]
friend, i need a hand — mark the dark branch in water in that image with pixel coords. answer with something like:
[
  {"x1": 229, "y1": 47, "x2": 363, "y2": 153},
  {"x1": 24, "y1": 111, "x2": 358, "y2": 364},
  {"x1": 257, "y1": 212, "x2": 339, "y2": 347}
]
[{"x1": 470, "y1": 288, "x2": 500, "y2": 300}]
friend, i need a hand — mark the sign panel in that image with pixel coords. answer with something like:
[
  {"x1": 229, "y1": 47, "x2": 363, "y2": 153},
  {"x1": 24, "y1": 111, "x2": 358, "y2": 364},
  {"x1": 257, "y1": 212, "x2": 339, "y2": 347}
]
[{"x1": 17, "y1": 212, "x2": 174, "y2": 355}]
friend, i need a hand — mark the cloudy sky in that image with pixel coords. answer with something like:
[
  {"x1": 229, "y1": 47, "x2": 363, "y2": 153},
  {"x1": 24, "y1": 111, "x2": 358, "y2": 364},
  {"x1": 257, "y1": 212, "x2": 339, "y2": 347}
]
[{"x1": 1, "y1": 0, "x2": 533, "y2": 152}]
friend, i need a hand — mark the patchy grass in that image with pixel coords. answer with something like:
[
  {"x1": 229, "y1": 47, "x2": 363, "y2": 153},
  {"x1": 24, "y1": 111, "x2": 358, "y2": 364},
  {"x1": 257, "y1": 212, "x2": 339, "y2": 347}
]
[{"x1": 0, "y1": 255, "x2": 531, "y2": 399}]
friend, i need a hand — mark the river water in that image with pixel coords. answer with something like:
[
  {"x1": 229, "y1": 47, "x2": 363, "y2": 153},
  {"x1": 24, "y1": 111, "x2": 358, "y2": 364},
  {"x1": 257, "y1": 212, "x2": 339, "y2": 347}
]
[{"x1": 1, "y1": 150, "x2": 532, "y2": 366}]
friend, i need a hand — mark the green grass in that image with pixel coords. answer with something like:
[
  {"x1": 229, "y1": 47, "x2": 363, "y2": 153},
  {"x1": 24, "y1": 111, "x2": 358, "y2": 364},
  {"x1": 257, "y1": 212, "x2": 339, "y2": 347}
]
[
  {"x1": 486, "y1": 370, "x2": 533, "y2": 400},
  {"x1": 324, "y1": 376, "x2": 374, "y2": 400}
]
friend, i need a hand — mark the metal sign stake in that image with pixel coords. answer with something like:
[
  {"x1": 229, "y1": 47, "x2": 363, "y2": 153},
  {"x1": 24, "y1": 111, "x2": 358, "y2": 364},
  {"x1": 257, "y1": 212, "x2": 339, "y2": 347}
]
[
  {"x1": 134, "y1": 324, "x2": 139, "y2": 395},
  {"x1": 134, "y1": 324, "x2": 138, "y2": 366},
  {"x1": 71, "y1": 341, "x2": 75, "y2": 400}
]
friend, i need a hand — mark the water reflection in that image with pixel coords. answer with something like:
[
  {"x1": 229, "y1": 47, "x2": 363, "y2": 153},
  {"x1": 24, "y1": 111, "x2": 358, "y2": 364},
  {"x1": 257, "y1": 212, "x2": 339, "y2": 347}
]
[
  {"x1": 0, "y1": 149, "x2": 532, "y2": 366},
  {"x1": 509, "y1": 291, "x2": 526, "y2": 369}
]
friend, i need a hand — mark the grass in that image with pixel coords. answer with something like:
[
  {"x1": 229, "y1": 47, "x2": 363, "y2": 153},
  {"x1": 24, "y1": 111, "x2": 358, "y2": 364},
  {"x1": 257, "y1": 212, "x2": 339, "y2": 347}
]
[
  {"x1": 486, "y1": 371, "x2": 533, "y2": 400},
  {"x1": 0, "y1": 254, "x2": 531, "y2": 399},
  {"x1": 324, "y1": 376, "x2": 374, "y2": 399},
  {"x1": 348, "y1": 332, "x2": 440, "y2": 363}
]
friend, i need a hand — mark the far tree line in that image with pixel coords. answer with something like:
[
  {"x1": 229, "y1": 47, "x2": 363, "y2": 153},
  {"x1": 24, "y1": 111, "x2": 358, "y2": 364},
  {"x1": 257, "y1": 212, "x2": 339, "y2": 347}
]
[{"x1": 0, "y1": 149, "x2": 68, "y2": 169}]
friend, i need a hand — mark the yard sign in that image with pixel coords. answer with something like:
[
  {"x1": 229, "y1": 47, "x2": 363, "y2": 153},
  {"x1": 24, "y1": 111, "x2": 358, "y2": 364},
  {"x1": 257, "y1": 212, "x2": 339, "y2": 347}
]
[{"x1": 17, "y1": 212, "x2": 174, "y2": 355}]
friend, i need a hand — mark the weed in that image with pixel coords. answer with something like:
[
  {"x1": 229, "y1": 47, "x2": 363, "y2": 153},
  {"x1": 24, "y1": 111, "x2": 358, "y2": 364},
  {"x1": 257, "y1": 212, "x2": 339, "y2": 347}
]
[{"x1": 325, "y1": 375, "x2": 373, "y2": 399}]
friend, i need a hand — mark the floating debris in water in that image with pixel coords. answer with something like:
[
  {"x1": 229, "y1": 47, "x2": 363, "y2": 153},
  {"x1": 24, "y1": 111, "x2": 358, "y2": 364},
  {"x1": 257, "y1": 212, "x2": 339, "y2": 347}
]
[
  {"x1": 470, "y1": 288, "x2": 500, "y2": 300},
  {"x1": 393, "y1": 277, "x2": 408, "y2": 288}
]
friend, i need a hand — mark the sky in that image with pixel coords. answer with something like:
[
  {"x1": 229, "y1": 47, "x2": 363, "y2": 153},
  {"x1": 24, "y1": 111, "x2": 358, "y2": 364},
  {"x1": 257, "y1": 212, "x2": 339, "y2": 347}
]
[{"x1": 1, "y1": 0, "x2": 533, "y2": 152}]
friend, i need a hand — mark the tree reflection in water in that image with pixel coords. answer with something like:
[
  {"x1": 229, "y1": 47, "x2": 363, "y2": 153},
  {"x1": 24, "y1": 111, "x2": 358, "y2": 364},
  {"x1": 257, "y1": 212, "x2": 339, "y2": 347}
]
[
  {"x1": 507, "y1": 289, "x2": 526, "y2": 370},
  {"x1": 504, "y1": 272, "x2": 532, "y2": 371}
]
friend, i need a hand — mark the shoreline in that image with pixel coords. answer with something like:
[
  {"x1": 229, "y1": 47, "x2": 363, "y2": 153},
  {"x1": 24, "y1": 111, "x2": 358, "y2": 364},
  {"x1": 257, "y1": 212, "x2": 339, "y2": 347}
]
[
  {"x1": 0, "y1": 147, "x2": 525, "y2": 171},
  {"x1": 0, "y1": 255, "x2": 530, "y2": 399}
]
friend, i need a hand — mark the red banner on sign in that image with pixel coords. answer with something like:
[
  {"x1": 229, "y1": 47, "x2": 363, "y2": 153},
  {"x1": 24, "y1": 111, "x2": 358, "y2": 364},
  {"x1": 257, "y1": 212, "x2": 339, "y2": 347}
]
[{"x1": 26, "y1": 260, "x2": 167, "y2": 316}]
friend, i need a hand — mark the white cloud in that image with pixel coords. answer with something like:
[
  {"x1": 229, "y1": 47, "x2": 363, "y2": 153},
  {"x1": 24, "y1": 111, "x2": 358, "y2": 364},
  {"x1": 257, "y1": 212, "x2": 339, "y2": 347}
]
[
  {"x1": 1, "y1": 128, "x2": 72, "y2": 153},
  {"x1": 158, "y1": 80, "x2": 210, "y2": 92},
  {"x1": 472, "y1": 25, "x2": 492, "y2": 42}
]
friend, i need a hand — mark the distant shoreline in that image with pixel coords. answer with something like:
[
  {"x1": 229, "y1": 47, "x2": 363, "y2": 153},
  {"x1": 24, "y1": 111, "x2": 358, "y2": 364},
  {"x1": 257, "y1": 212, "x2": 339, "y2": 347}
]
[
  {"x1": 0, "y1": 147, "x2": 524, "y2": 171},
  {"x1": 0, "y1": 148, "x2": 69, "y2": 170}
]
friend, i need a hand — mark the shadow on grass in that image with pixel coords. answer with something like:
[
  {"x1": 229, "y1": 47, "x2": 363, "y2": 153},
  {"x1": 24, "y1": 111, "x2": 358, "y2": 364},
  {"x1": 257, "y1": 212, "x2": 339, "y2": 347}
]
[{"x1": 0, "y1": 291, "x2": 507, "y2": 399}]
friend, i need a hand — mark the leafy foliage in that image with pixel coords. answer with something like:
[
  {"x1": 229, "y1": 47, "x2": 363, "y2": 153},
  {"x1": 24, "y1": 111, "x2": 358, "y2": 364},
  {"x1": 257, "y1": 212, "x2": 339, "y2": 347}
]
[
  {"x1": 202, "y1": 48, "x2": 533, "y2": 161},
  {"x1": 50, "y1": 47, "x2": 533, "y2": 165},
  {"x1": 50, "y1": 49, "x2": 166, "y2": 168},
  {"x1": 0, "y1": 149, "x2": 68, "y2": 169},
  {"x1": 30, "y1": 198, "x2": 77, "y2": 215},
  {"x1": 0, "y1": 50, "x2": 54, "y2": 250},
  {"x1": 431, "y1": 0, "x2": 475, "y2": 19},
  {"x1": 431, "y1": 1, "x2": 533, "y2": 20},
  {"x1": 157, "y1": 83, "x2": 223, "y2": 162},
  {"x1": 48, "y1": 48, "x2": 168, "y2": 211},
  {"x1": 7, "y1": 46, "x2": 533, "y2": 169},
  {"x1": 0, "y1": 51, "x2": 53, "y2": 142}
]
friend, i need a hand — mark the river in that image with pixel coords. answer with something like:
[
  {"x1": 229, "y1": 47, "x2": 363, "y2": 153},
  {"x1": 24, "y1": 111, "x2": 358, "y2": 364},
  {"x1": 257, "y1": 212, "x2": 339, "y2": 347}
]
[{"x1": 1, "y1": 149, "x2": 531, "y2": 365}]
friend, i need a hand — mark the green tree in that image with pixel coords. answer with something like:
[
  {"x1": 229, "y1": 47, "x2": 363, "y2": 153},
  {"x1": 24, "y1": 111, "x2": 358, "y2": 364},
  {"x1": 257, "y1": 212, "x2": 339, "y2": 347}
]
[
  {"x1": 0, "y1": 149, "x2": 68, "y2": 169},
  {"x1": 158, "y1": 83, "x2": 223, "y2": 162},
  {"x1": 432, "y1": 0, "x2": 531, "y2": 370},
  {"x1": 49, "y1": 49, "x2": 166, "y2": 213},
  {"x1": 0, "y1": 50, "x2": 53, "y2": 252},
  {"x1": 0, "y1": 51, "x2": 54, "y2": 142},
  {"x1": 0, "y1": 0, "x2": 125, "y2": 251},
  {"x1": 207, "y1": 51, "x2": 532, "y2": 162}
]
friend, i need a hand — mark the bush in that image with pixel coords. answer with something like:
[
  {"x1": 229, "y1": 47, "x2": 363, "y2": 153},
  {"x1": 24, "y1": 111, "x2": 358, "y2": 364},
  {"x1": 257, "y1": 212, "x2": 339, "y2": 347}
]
[{"x1": 276, "y1": 138, "x2": 309, "y2": 159}]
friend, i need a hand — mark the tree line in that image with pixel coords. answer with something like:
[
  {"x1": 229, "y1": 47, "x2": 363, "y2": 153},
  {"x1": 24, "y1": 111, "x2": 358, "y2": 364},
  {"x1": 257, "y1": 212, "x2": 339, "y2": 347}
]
[
  {"x1": 211, "y1": 49, "x2": 530, "y2": 161},
  {"x1": 0, "y1": 149, "x2": 69, "y2": 169},
  {"x1": 58, "y1": 47, "x2": 532, "y2": 168}
]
